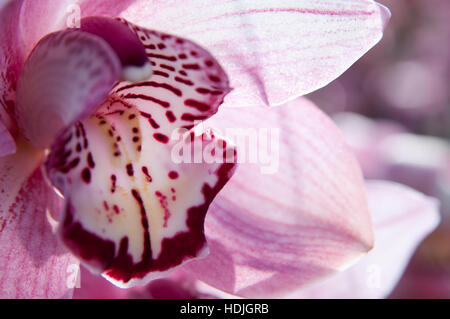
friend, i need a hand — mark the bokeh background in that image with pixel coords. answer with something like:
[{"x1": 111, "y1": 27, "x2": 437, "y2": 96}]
[{"x1": 306, "y1": 0, "x2": 450, "y2": 298}]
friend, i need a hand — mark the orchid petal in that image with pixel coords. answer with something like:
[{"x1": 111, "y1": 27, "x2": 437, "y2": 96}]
[
  {"x1": 1, "y1": 0, "x2": 80, "y2": 123},
  {"x1": 121, "y1": 0, "x2": 390, "y2": 107},
  {"x1": 74, "y1": 266, "x2": 204, "y2": 299},
  {"x1": 45, "y1": 20, "x2": 236, "y2": 288},
  {"x1": 16, "y1": 0, "x2": 138, "y2": 57},
  {"x1": 0, "y1": 0, "x2": 23, "y2": 134},
  {"x1": 183, "y1": 97, "x2": 373, "y2": 298},
  {"x1": 16, "y1": 29, "x2": 121, "y2": 149},
  {"x1": 292, "y1": 181, "x2": 440, "y2": 299},
  {"x1": 0, "y1": 119, "x2": 15, "y2": 157},
  {"x1": 0, "y1": 138, "x2": 78, "y2": 298}
]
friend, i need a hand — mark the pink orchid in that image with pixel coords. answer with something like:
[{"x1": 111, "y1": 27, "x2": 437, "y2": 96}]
[
  {"x1": 72, "y1": 103, "x2": 441, "y2": 299},
  {"x1": 0, "y1": 0, "x2": 437, "y2": 299}
]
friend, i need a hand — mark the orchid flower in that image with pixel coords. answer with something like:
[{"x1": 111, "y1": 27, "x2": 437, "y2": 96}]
[
  {"x1": 0, "y1": 0, "x2": 437, "y2": 299},
  {"x1": 70, "y1": 101, "x2": 440, "y2": 299}
]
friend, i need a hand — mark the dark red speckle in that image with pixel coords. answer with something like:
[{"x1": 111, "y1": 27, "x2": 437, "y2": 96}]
[
  {"x1": 184, "y1": 99, "x2": 210, "y2": 112},
  {"x1": 153, "y1": 133, "x2": 169, "y2": 144},
  {"x1": 165, "y1": 111, "x2": 176, "y2": 123},
  {"x1": 168, "y1": 171, "x2": 179, "y2": 179},
  {"x1": 87, "y1": 152, "x2": 95, "y2": 168},
  {"x1": 126, "y1": 163, "x2": 134, "y2": 176},
  {"x1": 81, "y1": 168, "x2": 91, "y2": 183},
  {"x1": 182, "y1": 63, "x2": 200, "y2": 70},
  {"x1": 110, "y1": 175, "x2": 117, "y2": 193},
  {"x1": 208, "y1": 75, "x2": 221, "y2": 83},
  {"x1": 155, "y1": 191, "x2": 171, "y2": 228},
  {"x1": 142, "y1": 166, "x2": 153, "y2": 182}
]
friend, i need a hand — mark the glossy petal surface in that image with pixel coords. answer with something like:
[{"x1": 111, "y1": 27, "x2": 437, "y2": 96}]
[{"x1": 122, "y1": 0, "x2": 390, "y2": 107}]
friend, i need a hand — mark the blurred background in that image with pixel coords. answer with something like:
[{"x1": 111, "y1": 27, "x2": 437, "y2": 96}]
[{"x1": 306, "y1": 0, "x2": 450, "y2": 298}]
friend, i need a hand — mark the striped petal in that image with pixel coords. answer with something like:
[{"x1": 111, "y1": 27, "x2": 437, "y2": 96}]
[
  {"x1": 112, "y1": 18, "x2": 231, "y2": 135},
  {"x1": 183, "y1": 97, "x2": 373, "y2": 298},
  {"x1": 45, "y1": 20, "x2": 236, "y2": 288},
  {"x1": 0, "y1": 138, "x2": 78, "y2": 298},
  {"x1": 121, "y1": 0, "x2": 390, "y2": 107}
]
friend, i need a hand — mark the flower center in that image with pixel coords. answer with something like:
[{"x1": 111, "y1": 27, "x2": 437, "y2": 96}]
[{"x1": 15, "y1": 16, "x2": 151, "y2": 149}]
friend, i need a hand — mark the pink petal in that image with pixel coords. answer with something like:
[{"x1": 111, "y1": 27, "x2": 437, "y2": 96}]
[
  {"x1": 0, "y1": 0, "x2": 24, "y2": 133},
  {"x1": 0, "y1": 119, "x2": 15, "y2": 157},
  {"x1": 292, "y1": 180, "x2": 440, "y2": 298},
  {"x1": 1, "y1": 0, "x2": 83, "y2": 128},
  {"x1": 0, "y1": 138, "x2": 78, "y2": 298},
  {"x1": 78, "y1": 0, "x2": 137, "y2": 17},
  {"x1": 182, "y1": 97, "x2": 373, "y2": 298},
  {"x1": 332, "y1": 112, "x2": 407, "y2": 179},
  {"x1": 121, "y1": 0, "x2": 390, "y2": 107},
  {"x1": 45, "y1": 20, "x2": 236, "y2": 288},
  {"x1": 16, "y1": 29, "x2": 121, "y2": 148},
  {"x1": 15, "y1": 0, "x2": 138, "y2": 58}
]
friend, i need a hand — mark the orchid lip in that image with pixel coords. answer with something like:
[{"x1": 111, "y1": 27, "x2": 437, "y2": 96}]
[{"x1": 42, "y1": 18, "x2": 235, "y2": 287}]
